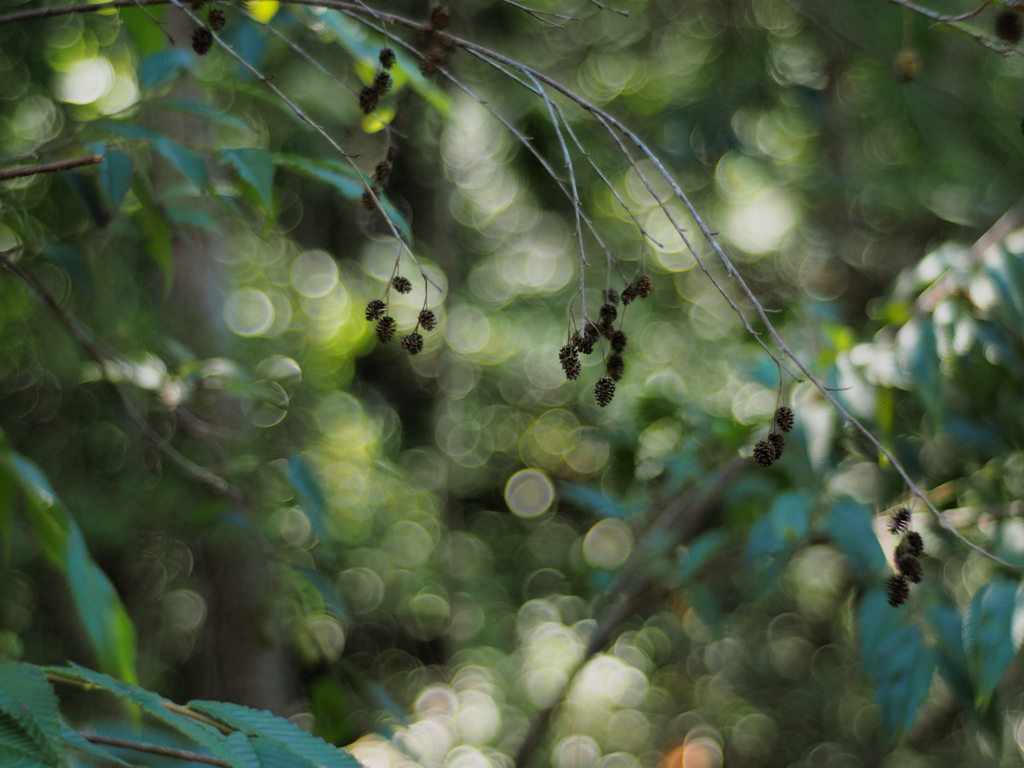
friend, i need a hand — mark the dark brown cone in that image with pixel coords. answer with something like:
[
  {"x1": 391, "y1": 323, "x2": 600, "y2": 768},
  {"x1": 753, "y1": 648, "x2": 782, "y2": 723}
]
[
  {"x1": 609, "y1": 330, "x2": 627, "y2": 352},
  {"x1": 192, "y1": 26, "x2": 213, "y2": 55},
  {"x1": 429, "y1": 4, "x2": 450, "y2": 29},
  {"x1": 620, "y1": 284, "x2": 638, "y2": 305},
  {"x1": 605, "y1": 353, "x2": 624, "y2": 382},
  {"x1": 420, "y1": 49, "x2": 446, "y2": 75},
  {"x1": 376, "y1": 316, "x2": 396, "y2": 344},
  {"x1": 559, "y1": 345, "x2": 581, "y2": 381},
  {"x1": 379, "y1": 47, "x2": 396, "y2": 69},
  {"x1": 418, "y1": 309, "x2": 437, "y2": 331},
  {"x1": 774, "y1": 406, "x2": 794, "y2": 432},
  {"x1": 887, "y1": 507, "x2": 911, "y2": 534},
  {"x1": 392, "y1": 276, "x2": 412, "y2": 294},
  {"x1": 361, "y1": 190, "x2": 376, "y2": 211},
  {"x1": 373, "y1": 161, "x2": 392, "y2": 189},
  {"x1": 373, "y1": 71, "x2": 392, "y2": 96},
  {"x1": 386, "y1": 145, "x2": 399, "y2": 162},
  {"x1": 365, "y1": 299, "x2": 386, "y2": 321},
  {"x1": 634, "y1": 274, "x2": 653, "y2": 298},
  {"x1": 996, "y1": 10, "x2": 1023, "y2": 44},
  {"x1": 572, "y1": 331, "x2": 594, "y2": 355},
  {"x1": 595, "y1": 377, "x2": 615, "y2": 407},
  {"x1": 767, "y1": 433, "x2": 784, "y2": 460},
  {"x1": 904, "y1": 531, "x2": 924, "y2": 558},
  {"x1": 359, "y1": 86, "x2": 379, "y2": 114},
  {"x1": 753, "y1": 440, "x2": 775, "y2": 467},
  {"x1": 896, "y1": 553, "x2": 923, "y2": 584},
  {"x1": 207, "y1": 7, "x2": 226, "y2": 31},
  {"x1": 400, "y1": 333, "x2": 424, "y2": 355},
  {"x1": 886, "y1": 574, "x2": 909, "y2": 607},
  {"x1": 603, "y1": 288, "x2": 619, "y2": 305}
]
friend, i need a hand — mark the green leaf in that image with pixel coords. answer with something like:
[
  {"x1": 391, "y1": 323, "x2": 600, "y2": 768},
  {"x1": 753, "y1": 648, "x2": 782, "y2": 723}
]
[
  {"x1": 826, "y1": 498, "x2": 888, "y2": 578},
  {"x1": 962, "y1": 577, "x2": 1024, "y2": 707},
  {"x1": 274, "y1": 154, "x2": 411, "y2": 242},
  {"x1": 896, "y1": 316, "x2": 941, "y2": 421},
  {"x1": 221, "y1": 732, "x2": 261, "y2": 768},
  {"x1": 64, "y1": 527, "x2": 138, "y2": 685},
  {"x1": 140, "y1": 49, "x2": 193, "y2": 90},
  {"x1": 153, "y1": 100, "x2": 256, "y2": 134},
  {"x1": 221, "y1": 148, "x2": 277, "y2": 231},
  {"x1": 133, "y1": 180, "x2": 173, "y2": 293},
  {"x1": 0, "y1": 712, "x2": 54, "y2": 768},
  {"x1": 187, "y1": 701, "x2": 362, "y2": 768},
  {"x1": 745, "y1": 490, "x2": 812, "y2": 561},
  {"x1": 50, "y1": 665, "x2": 231, "y2": 761},
  {"x1": 926, "y1": 602, "x2": 974, "y2": 711},
  {"x1": 677, "y1": 529, "x2": 728, "y2": 585},
  {"x1": 858, "y1": 589, "x2": 935, "y2": 738},
  {"x1": 315, "y1": 10, "x2": 450, "y2": 118},
  {"x1": 91, "y1": 146, "x2": 134, "y2": 210},
  {"x1": 1, "y1": 445, "x2": 137, "y2": 684},
  {"x1": 154, "y1": 138, "x2": 208, "y2": 190},
  {"x1": 559, "y1": 484, "x2": 626, "y2": 519},
  {"x1": 0, "y1": 663, "x2": 66, "y2": 768}
]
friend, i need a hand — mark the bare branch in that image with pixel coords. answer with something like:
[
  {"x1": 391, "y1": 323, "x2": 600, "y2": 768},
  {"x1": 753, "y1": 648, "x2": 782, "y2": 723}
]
[
  {"x1": 79, "y1": 733, "x2": 230, "y2": 767},
  {"x1": 0, "y1": 155, "x2": 103, "y2": 180}
]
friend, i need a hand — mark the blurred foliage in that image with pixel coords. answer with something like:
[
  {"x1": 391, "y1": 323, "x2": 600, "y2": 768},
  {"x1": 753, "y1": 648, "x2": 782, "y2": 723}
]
[{"x1": 3, "y1": 0, "x2": 1024, "y2": 766}]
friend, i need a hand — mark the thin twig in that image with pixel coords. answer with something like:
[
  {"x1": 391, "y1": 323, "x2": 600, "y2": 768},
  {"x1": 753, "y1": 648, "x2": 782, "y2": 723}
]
[
  {"x1": 0, "y1": 155, "x2": 103, "y2": 180},
  {"x1": 498, "y1": 0, "x2": 576, "y2": 26},
  {"x1": 80, "y1": 733, "x2": 230, "y2": 767},
  {"x1": 884, "y1": 0, "x2": 1016, "y2": 54},
  {"x1": 0, "y1": 251, "x2": 246, "y2": 507}
]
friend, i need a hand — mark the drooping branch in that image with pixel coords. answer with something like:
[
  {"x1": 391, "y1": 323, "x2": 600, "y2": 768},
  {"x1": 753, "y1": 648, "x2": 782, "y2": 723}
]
[
  {"x1": 79, "y1": 733, "x2": 230, "y2": 766},
  {"x1": 0, "y1": 155, "x2": 103, "y2": 180}
]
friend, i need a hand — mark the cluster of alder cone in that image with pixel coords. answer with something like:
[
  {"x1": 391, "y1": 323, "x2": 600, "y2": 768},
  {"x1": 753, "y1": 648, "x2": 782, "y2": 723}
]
[
  {"x1": 365, "y1": 276, "x2": 436, "y2": 355},
  {"x1": 189, "y1": 1, "x2": 226, "y2": 56},
  {"x1": 558, "y1": 275, "x2": 653, "y2": 407},
  {"x1": 753, "y1": 406, "x2": 793, "y2": 467},
  {"x1": 885, "y1": 507, "x2": 925, "y2": 607}
]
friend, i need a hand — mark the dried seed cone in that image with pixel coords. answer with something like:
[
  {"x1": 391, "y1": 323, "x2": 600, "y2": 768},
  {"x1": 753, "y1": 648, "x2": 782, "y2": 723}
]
[
  {"x1": 374, "y1": 161, "x2": 393, "y2": 189},
  {"x1": 359, "y1": 86, "x2": 379, "y2": 114},
  {"x1": 893, "y1": 49, "x2": 919, "y2": 83},
  {"x1": 380, "y1": 47, "x2": 396, "y2": 69},
  {"x1": 192, "y1": 26, "x2": 213, "y2": 55},
  {"x1": 421, "y1": 49, "x2": 446, "y2": 75},
  {"x1": 603, "y1": 288, "x2": 619, "y2": 305},
  {"x1": 896, "y1": 553, "x2": 923, "y2": 584},
  {"x1": 418, "y1": 309, "x2": 437, "y2": 331},
  {"x1": 634, "y1": 274, "x2": 653, "y2": 298},
  {"x1": 429, "y1": 4, "x2": 450, "y2": 29},
  {"x1": 392, "y1": 276, "x2": 412, "y2": 294},
  {"x1": 753, "y1": 440, "x2": 775, "y2": 467},
  {"x1": 620, "y1": 284, "x2": 638, "y2": 305},
  {"x1": 373, "y1": 71, "x2": 393, "y2": 96},
  {"x1": 362, "y1": 190, "x2": 376, "y2": 211},
  {"x1": 774, "y1": 406, "x2": 794, "y2": 432},
  {"x1": 595, "y1": 377, "x2": 616, "y2": 407},
  {"x1": 400, "y1": 333, "x2": 424, "y2": 355},
  {"x1": 365, "y1": 299, "x2": 386, "y2": 321},
  {"x1": 605, "y1": 353, "x2": 625, "y2": 382},
  {"x1": 208, "y1": 7, "x2": 226, "y2": 31},
  {"x1": 376, "y1": 316, "x2": 396, "y2": 344},
  {"x1": 887, "y1": 507, "x2": 911, "y2": 534},
  {"x1": 904, "y1": 531, "x2": 924, "y2": 558},
  {"x1": 559, "y1": 345, "x2": 581, "y2": 380},
  {"x1": 996, "y1": 10, "x2": 1023, "y2": 44},
  {"x1": 886, "y1": 574, "x2": 910, "y2": 607},
  {"x1": 609, "y1": 330, "x2": 627, "y2": 352},
  {"x1": 767, "y1": 432, "x2": 785, "y2": 460},
  {"x1": 572, "y1": 331, "x2": 595, "y2": 355}
]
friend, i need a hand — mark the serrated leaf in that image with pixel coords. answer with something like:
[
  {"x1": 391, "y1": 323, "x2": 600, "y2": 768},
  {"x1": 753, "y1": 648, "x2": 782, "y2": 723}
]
[
  {"x1": 0, "y1": 712, "x2": 54, "y2": 768},
  {"x1": 896, "y1": 316, "x2": 941, "y2": 421},
  {"x1": 60, "y1": 726, "x2": 133, "y2": 767},
  {"x1": 926, "y1": 602, "x2": 974, "y2": 711},
  {"x1": 274, "y1": 155, "x2": 411, "y2": 242},
  {"x1": 140, "y1": 49, "x2": 193, "y2": 90},
  {"x1": 154, "y1": 138, "x2": 208, "y2": 190},
  {"x1": 826, "y1": 498, "x2": 888, "y2": 578},
  {"x1": 0, "y1": 664, "x2": 66, "y2": 768},
  {"x1": 221, "y1": 731, "x2": 261, "y2": 768},
  {"x1": 962, "y1": 577, "x2": 1024, "y2": 707},
  {"x1": 98, "y1": 149, "x2": 134, "y2": 209},
  {"x1": 51, "y1": 665, "x2": 232, "y2": 761},
  {"x1": 221, "y1": 148, "x2": 276, "y2": 231},
  {"x1": 187, "y1": 701, "x2": 362, "y2": 768}
]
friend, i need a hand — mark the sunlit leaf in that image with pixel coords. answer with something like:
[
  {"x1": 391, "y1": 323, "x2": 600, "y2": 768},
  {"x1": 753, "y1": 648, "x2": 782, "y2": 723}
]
[
  {"x1": 154, "y1": 137, "x2": 208, "y2": 190},
  {"x1": 826, "y1": 497, "x2": 888, "y2": 578},
  {"x1": 896, "y1": 316, "x2": 941, "y2": 420},
  {"x1": 221, "y1": 148, "x2": 277, "y2": 231}
]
